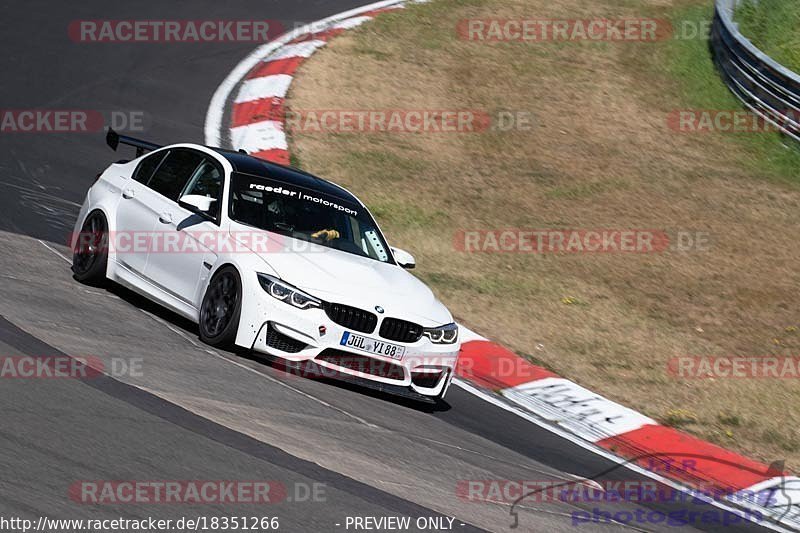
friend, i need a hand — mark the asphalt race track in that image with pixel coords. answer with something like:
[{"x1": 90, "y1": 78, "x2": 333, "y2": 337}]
[{"x1": 0, "y1": 1, "x2": 780, "y2": 531}]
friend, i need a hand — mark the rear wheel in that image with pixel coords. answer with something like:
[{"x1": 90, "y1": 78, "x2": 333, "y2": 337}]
[
  {"x1": 199, "y1": 266, "x2": 242, "y2": 348},
  {"x1": 71, "y1": 211, "x2": 108, "y2": 286}
]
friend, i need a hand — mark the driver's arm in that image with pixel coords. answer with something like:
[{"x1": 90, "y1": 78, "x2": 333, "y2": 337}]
[{"x1": 311, "y1": 229, "x2": 340, "y2": 241}]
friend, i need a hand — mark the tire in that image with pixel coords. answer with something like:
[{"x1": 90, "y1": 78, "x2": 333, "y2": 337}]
[
  {"x1": 71, "y1": 211, "x2": 109, "y2": 286},
  {"x1": 199, "y1": 266, "x2": 243, "y2": 348}
]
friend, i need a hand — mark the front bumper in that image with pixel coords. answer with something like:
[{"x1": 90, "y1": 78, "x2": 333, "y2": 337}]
[{"x1": 239, "y1": 290, "x2": 459, "y2": 398}]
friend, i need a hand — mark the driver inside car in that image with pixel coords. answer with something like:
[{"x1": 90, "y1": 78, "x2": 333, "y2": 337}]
[
  {"x1": 311, "y1": 229, "x2": 340, "y2": 241},
  {"x1": 266, "y1": 198, "x2": 342, "y2": 242}
]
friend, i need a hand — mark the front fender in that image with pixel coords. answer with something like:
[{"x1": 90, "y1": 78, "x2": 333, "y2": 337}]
[{"x1": 199, "y1": 250, "x2": 277, "y2": 349}]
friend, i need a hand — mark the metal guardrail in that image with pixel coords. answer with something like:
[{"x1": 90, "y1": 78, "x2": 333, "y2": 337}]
[{"x1": 711, "y1": 0, "x2": 800, "y2": 141}]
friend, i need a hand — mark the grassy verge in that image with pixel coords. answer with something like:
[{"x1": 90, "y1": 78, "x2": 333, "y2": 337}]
[
  {"x1": 736, "y1": 0, "x2": 800, "y2": 73},
  {"x1": 288, "y1": 0, "x2": 800, "y2": 469},
  {"x1": 652, "y1": 2, "x2": 800, "y2": 182}
]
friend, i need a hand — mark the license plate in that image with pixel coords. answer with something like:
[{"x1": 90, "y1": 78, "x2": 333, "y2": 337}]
[{"x1": 340, "y1": 332, "x2": 406, "y2": 360}]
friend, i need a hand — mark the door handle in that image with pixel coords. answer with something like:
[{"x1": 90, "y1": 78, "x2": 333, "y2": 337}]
[
  {"x1": 122, "y1": 189, "x2": 135, "y2": 199},
  {"x1": 158, "y1": 213, "x2": 173, "y2": 225}
]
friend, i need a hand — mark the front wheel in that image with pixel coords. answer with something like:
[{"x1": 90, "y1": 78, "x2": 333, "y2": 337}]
[
  {"x1": 199, "y1": 266, "x2": 242, "y2": 348},
  {"x1": 71, "y1": 211, "x2": 109, "y2": 286}
]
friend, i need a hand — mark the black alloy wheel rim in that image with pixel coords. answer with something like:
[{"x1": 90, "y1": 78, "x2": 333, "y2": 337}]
[
  {"x1": 201, "y1": 272, "x2": 238, "y2": 338},
  {"x1": 73, "y1": 213, "x2": 105, "y2": 275}
]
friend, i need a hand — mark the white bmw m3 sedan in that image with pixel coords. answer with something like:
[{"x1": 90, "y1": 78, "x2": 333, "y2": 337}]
[{"x1": 71, "y1": 130, "x2": 460, "y2": 400}]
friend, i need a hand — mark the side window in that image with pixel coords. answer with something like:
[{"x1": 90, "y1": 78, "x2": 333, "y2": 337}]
[
  {"x1": 133, "y1": 151, "x2": 167, "y2": 184},
  {"x1": 147, "y1": 149, "x2": 204, "y2": 201},
  {"x1": 362, "y1": 228, "x2": 389, "y2": 262},
  {"x1": 231, "y1": 186, "x2": 265, "y2": 228},
  {"x1": 181, "y1": 159, "x2": 223, "y2": 219}
]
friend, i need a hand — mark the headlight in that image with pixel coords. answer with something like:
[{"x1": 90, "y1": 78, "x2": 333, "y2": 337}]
[
  {"x1": 423, "y1": 323, "x2": 459, "y2": 344},
  {"x1": 257, "y1": 273, "x2": 322, "y2": 310}
]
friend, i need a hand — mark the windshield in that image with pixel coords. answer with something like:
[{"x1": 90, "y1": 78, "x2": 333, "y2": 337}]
[{"x1": 229, "y1": 173, "x2": 394, "y2": 264}]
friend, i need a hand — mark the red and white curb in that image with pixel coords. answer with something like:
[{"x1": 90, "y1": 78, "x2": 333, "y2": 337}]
[
  {"x1": 456, "y1": 328, "x2": 799, "y2": 529},
  {"x1": 205, "y1": 0, "x2": 419, "y2": 163},
  {"x1": 204, "y1": 1, "x2": 799, "y2": 529}
]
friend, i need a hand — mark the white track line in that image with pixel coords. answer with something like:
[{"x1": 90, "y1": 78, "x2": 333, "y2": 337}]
[
  {"x1": 204, "y1": 0, "x2": 409, "y2": 147},
  {"x1": 38, "y1": 239, "x2": 71, "y2": 264},
  {"x1": 137, "y1": 308, "x2": 379, "y2": 429},
  {"x1": 230, "y1": 120, "x2": 287, "y2": 153},
  {"x1": 35, "y1": 240, "x2": 378, "y2": 429},
  {"x1": 453, "y1": 378, "x2": 793, "y2": 533},
  {"x1": 265, "y1": 40, "x2": 328, "y2": 62},
  {"x1": 37, "y1": 239, "x2": 790, "y2": 530},
  {"x1": 201, "y1": 1, "x2": 793, "y2": 530},
  {"x1": 330, "y1": 16, "x2": 377, "y2": 30},
  {"x1": 234, "y1": 74, "x2": 294, "y2": 103}
]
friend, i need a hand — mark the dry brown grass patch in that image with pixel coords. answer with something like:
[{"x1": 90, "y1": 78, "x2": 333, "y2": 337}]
[{"x1": 288, "y1": 0, "x2": 800, "y2": 468}]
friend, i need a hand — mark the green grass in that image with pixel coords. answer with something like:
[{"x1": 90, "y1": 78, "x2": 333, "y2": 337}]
[
  {"x1": 762, "y1": 428, "x2": 800, "y2": 453},
  {"x1": 717, "y1": 412, "x2": 743, "y2": 427},
  {"x1": 368, "y1": 200, "x2": 448, "y2": 229},
  {"x1": 289, "y1": 0, "x2": 800, "y2": 472},
  {"x1": 659, "y1": 3, "x2": 800, "y2": 184},
  {"x1": 662, "y1": 408, "x2": 699, "y2": 429},
  {"x1": 736, "y1": 0, "x2": 800, "y2": 73}
]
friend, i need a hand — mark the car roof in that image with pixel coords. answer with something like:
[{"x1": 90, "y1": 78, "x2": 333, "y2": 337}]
[{"x1": 211, "y1": 148, "x2": 359, "y2": 204}]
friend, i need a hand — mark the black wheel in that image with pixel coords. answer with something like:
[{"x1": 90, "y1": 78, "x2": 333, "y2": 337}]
[
  {"x1": 199, "y1": 266, "x2": 242, "y2": 348},
  {"x1": 71, "y1": 211, "x2": 109, "y2": 286}
]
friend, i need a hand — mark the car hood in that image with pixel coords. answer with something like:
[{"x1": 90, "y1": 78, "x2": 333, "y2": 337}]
[{"x1": 230, "y1": 223, "x2": 453, "y2": 326}]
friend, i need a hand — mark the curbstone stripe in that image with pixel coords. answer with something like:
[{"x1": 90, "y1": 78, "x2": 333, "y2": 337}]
[{"x1": 211, "y1": 1, "x2": 798, "y2": 527}]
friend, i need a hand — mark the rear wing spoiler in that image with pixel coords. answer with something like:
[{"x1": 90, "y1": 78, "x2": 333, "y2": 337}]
[{"x1": 106, "y1": 128, "x2": 161, "y2": 158}]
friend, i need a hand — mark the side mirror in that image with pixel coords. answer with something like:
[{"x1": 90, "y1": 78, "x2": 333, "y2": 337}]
[
  {"x1": 179, "y1": 194, "x2": 216, "y2": 214},
  {"x1": 391, "y1": 247, "x2": 416, "y2": 269}
]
